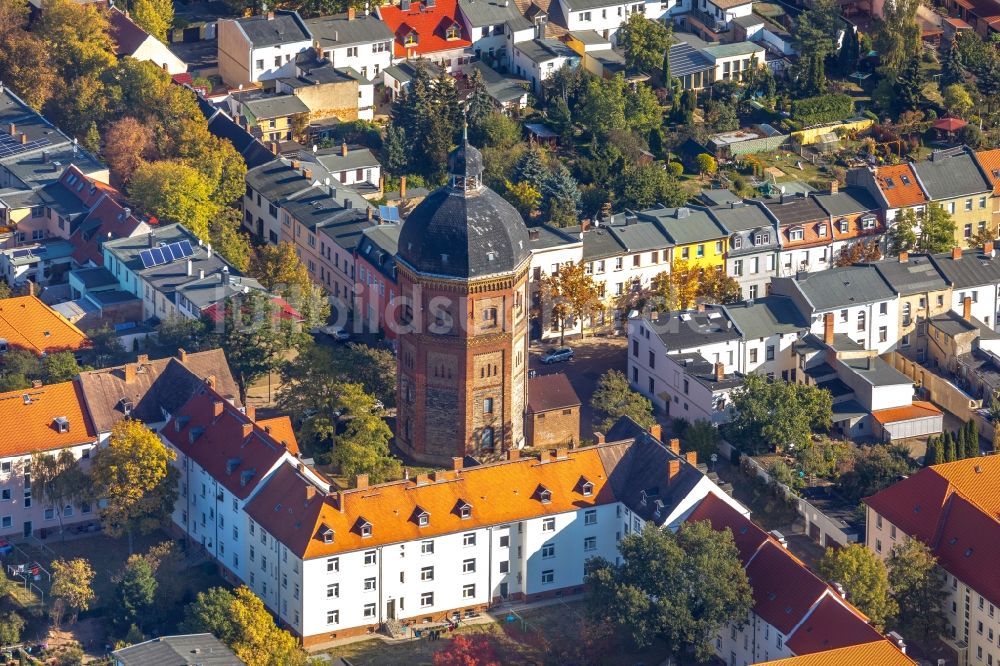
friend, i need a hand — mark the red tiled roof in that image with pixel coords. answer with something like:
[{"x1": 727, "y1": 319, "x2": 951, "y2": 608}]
[
  {"x1": 786, "y1": 595, "x2": 883, "y2": 655},
  {"x1": 0, "y1": 381, "x2": 97, "y2": 459},
  {"x1": 527, "y1": 373, "x2": 581, "y2": 413},
  {"x1": 975, "y1": 148, "x2": 1000, "y2": 194},
  {"x1": 873, "y1": 164, "x2": 927, "y2": 209},
  {"x1": 685, "y1": 491, "x2": 767, "y2": 564},
  {"x1": 378, "y1": 0, "x2": 471, "y2": 57},
  {"x1": 68, "y1": 195, "x2": 149, "y2": 267},
  {"x1": 865, "y1": 455, "x2": 1000, "y2": 606},
  {"x1": 745, "y1": 540, "x2": 830, "y2": 635},
  {"x1": 871, "y1": 400, "x2": 942, "y2": 425},
  {"x1": 201, "y1": 296, "x2": 302, "y2": 323},
  {"x1": 933, "y1": 117, "x2": 967, "y2": 132},
  {"x1": 162, "y1": 385, "x2": 294, "y2": 500},
  {"x1": 257, "y1": 416, "x2": 299, "y2": 454},
  {"x1": 59, "y1": 166, "x2": 122, "y2": 209}
]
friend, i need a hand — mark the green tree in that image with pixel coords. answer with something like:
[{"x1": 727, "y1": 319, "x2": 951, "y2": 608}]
[
  {"x1": 892, "y1": 57, "x2": 925, "y2": 112},
  {"x1": 540, "y1": 163, "x2": 581, "y2": 227},
  {"x1": 620, "y1": 163, "x2": 687, "y2": 209},
  {"x1": 625, "y1": 83, "x2": 663, "y2": 135},
  {"x1": 887, "y1": 539, "x2": 947, "y2": 642},
  {"x1": 513, "y1": 146, "x2": 547, "y2": 190},
  {"x1": 332, "y1": 386, "x2": 400, "y2": 483},
  {"x1": 616, "y1": 13, "x2": 671, "y2": 73},
  {"x1": 50, "y1": 558, "x2": 96, "y2": 624},
  {"x1": 0, "y1": 610, "x2": 24, "y2": 646},
  {"x1": 726, "y1": 374, "x2": 832, "y2": 454},
  {"x1": 538, "y1": 262, "x2": 602, "y2": 345},
  {"x1": 110, "y1": 554, "x2": 158, "y2": 636},
  {"x1": 43, "y1": 352, "x2": 84, "y2": 383},
  {"x1": 217, "y1": 291, "x2": 299, "y2": 403},
  {"x1": 794, "y1": 0, "x2": 838, "y2": 95},
  {"x1": 837, "y1": 444, "x2": 912, "y2": 501},
  {"x1": 944, "y1": 430, "x2": 957, "y2": 462},
  {"x1": 182, "y1": 586, "x2": 306, "y2": 666},
  {"x1": 887, "y1": 208, "x2": 919, "y2": 255},
  {"x1": 586, "y1": 521, "x2": 753, "y2": 658},
  {"x1": 579, "y1": 74, "x2": 627, "y2": 139},
  {"x1": 874, "y1": 0, "x2": 922, "y2": 78},
  {"x1": 955, "y1": 427, "x2": 968, "y2": 460},
  {"x1": 209, "y1": 209, "x2": 253, "y2": 273},
  {"x1": 591, "y1": 370, "x2": 655, "y2": 434},
  {"x1": 131, "y1": 0, "x2": 173, "y2": 41},
  {"x1": 503, "y1": 179, "x2": 542, "y2": 220},
  {"x1": 942, "y1": 42, "x2": 966, "y2": 86},
  {"x1": 943, "y1": 83, "x2": 975, "y2": 117},
  {"x1": 924, "y1": 436, "x2": 941, "y2": 466},
  {"x1": 89, "y1": 419, "x2": 178, "y2": 551},
  {"x1": 682, "y1": 419, "x2": 720, "y2": 463},
  {"x1": 31, "y1": 449, "x2": 88, "y2": 539},
  {"x1": 129, "y1": 160, "x2": 218, "y2": 241},
  {"x1": 817, "y1": 544, "x2": 895, "y2": 630},
  {"x1": 477, "y1": 112, "x2": 521, "y2": 150},
  {"x1": 921, "y1": 205, "x2": 957, "y2": 254},
  {"x1": 696, "y1": 153, "x2": 718, "y2": 179}
]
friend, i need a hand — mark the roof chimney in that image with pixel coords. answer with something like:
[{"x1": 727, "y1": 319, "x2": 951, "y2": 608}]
[
  {"x1": 213, "y1": 400, "x2": 224, "y2": 417},
  {"x1": 649, "y1": 423, "x2": 662, "y2": 441},
  {"x1": 245, "y1": 405, "x2": 256, "y2": 421},
  {"x1": 148, "y1": 232, "x2": 155, "y2": 248},
  {"x1": 985, "y1": 240, "x2": 995, "y2": 257},
  {"x1": 715, "y1": 362, "x2": 725, "y2": 382},
  {"x1": 507, "y1": 449, "x2": 520, "y2": 460},
  {"x1": 400, "y1": 176, "x2": 407, "y2": 199},
  {"x1": 668, "y1": 438, "x2": 680, "y2": 454},
  {"x1": 528, "y1": 228, "x2": 540, "y2": 240},
  {"x1": 19, "y1": 132, "x2": 27, "y2": 145},
  {"x1": 348, "y1": 5, "x2": 356, "y2": 19},
  {"x1": 964, "y1": 295, "x2": 972, "y2": 321},
  {"x1": 291, "y1": 159, "x2": 300, "y2": 170},
  {"x1": 186, "y1": 259, "x2": 193, "y2": 276},
  {"x1": 270, "y1": 141, "x2": 279, "y2": 155},
  {"x1": 7, "y1": 123, "x2": 14, "y2": 136},
  {"x1": 124, "y1": 362, "x2": 136, "y2": 383},
  {"x1": 367, "y1": 206, "x2": 374, "y2": 221},
  {"x1": 685, "y1": 451, "x2": 697, "y2": 465},
  {"x1": 356, "y1": 474, "x2": 369, "y2": 489},
  {"x1": 824, "y1": 312, "x2": 834, "y2": 345},
  {"x1": 178, "y1": 348, "x2": 188, "y2": 363},
  {"x1": 303, "y1": 168, "x2": 312, "y2": 181},
  {"x1": 668, "y1": 459, "x2": 680, "y2": 478},
  {"x1": 267, "y1": 9, "x2": 275, "y2": 19},
  {"x1": 242, "y1": 422, "x2": 253, "y2": 438},
  {"x1": 594, "y1": 432, "x2": 605, "y2": 444},
  {"x1": 952, "y1": 246, "x2": 962, "y2": 260},
  {"x1": 452, "y1": 457, "x2": 463, "y2": 470},
  {"x1": 898, "y1": 251, "x2": 908, "y2": 263},
  {"x1": 830, "y1": 180, "x2": 838, "y2": 195},
  {"x1": 341, "y1": 141, "x2": 348, "y2": 157},
  {"x1": 207, "y1": 242, "x2": 213, "y2": 259}
]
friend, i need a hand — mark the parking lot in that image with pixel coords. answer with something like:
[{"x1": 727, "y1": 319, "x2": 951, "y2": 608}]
[{"x1": 529, "y1": 336, "x2": 628, "y2": 440}]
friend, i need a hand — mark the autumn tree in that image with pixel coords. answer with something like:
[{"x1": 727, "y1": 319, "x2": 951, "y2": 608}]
[
  {"x1": 132, "y1": 0, "x2": 173, "y2": 41},
  {"x1": 0, "y1": 0, "x2": 59, "y2": 111},
  {"x1": 209, "y1": 209, "x2": 253, "y2": 273},
  {"x1": 887, "y1": 539, "x2": 947, "y2": 641},
  {"x1": 129, "y1": 160, "x2": 218, "y2": 241},
  {"x1": 587, "y1": 521, "x2": 752, "y2": 659},
  {"x1": 503, "y1": 179, "x2": 542, "y2": 220},
  {"x1": 103, "y1": 117, "x2": 157, "y2": 185},
  {"x1": 0, "y1": 610, "x2": 24, "y2": 647},
  {"x1": 537, "y1": 262, "x2": 602, "y2": 345},
  {"x1": 89, "y1": 419, "x2": 178, "y2": 551},
  {"x1": 696, "y1": 153, "x2": 718, "y2": 179},
  {"x1": 182, "y1": 586, "x2": 306, "y2": 666},
  {"x1": 31, "y1": 449, "x2": 88, "y2": 539},
  {"x1": 433, "y1": 635, "x2": 501, "y2": 666},
  {"x1": 591, "y1": 369, "x2": 655, "y2": 433},
  {"x1": 250, "y1": 242, "x2": 313, "y2": 296},
  {"x1": 817, "y1": 544, "x2": 896, "y2": 630},
  {"x1": 835, "y1": 239, "x2": 883, "y2": 266},
  {"x1": 698, "y1": 269, "x2": 742, "y2": 304},
  {"x1": 50, "y1": 558, "x2": 96, "y2": 624}
]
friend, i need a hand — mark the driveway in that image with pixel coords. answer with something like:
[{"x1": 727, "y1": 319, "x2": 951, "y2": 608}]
[{"x1": 529, "y1": 336, "x2": 627, "y2": 440}]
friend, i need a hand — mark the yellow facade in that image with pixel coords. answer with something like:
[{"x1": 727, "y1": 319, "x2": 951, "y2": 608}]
[
  {"x1": 670, "y1": 237, "x2": 727, "y2": 272},
  {"x1": 933, "y1": 195, "x2": 995, "y2": 247}
]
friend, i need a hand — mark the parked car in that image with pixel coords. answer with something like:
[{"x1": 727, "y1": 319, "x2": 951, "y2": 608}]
[
  {"x1": 540, "y1": 347, "x2": 574, "y2": 364},
  {"x1": 312, "y1": 325, "x2": 351, "y2": 342}
]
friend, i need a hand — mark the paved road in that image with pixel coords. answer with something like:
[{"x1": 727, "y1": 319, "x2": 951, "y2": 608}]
[{"x1": 529, "y1": 336, "x2": 627, "y2": 440}]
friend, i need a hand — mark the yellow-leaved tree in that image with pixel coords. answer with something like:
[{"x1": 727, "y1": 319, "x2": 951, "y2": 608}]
[
  {"x1": 50, "y1": 557, "x2": 95, "y2": 625},
  {"x1": 89, "y1": 419, "x2": 178, "y2": 552}
]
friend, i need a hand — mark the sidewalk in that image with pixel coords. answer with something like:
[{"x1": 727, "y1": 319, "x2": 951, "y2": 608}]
[{"x1": 305, "y1": 592, "x2": 586, "y2": 654}]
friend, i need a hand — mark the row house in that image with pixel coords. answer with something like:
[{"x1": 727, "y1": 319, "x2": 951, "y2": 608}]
[
  {"x1": 771, "y1": 264, "x2": 899, "y2": 354},
  {"x1": 101, "y1": 224, "x2": 272, "y2": 322},
  {"x1": 305, "y1": 9, "x2": 396, "y2": 84},
  {"x1": 690, "y1": 493, "x2": 915, "y2": 666},
  {"x1": 217, "y1": 10, "x2": 314, "y2": 88},
  {"x1": 711, "y1": 199, "x2": 779, "y2": 300},
  {"x1": 355, "y1": 224, "x2": 401, "y2": 342},
  {"x1": 165, "y1": 404, "x2": 742, "y2": 644},
  {"x1": 927, "y1": 245, "x2": 1000, "y2": 330},
  {"x1": 627, "y1": 296, "x2": 808, "y2": 420},
  {"x1": 848, "y1": 162, "x2": 928, "y2": 227},
  {"x1": 866, "y1": 456, "x2": 1000, "y2": 666},
  {"x1": 378, "y1": 0, "x2": 474, "y2": 72},
  {"x1": 457, "y1": 0, "x2": 535, "y2": 68},
  {"x1": 911, "y1": 146, "x2": 994, "y2": 248},
  {"x1": 641, "y1": 205, "x2": 729, "y2": 273}
]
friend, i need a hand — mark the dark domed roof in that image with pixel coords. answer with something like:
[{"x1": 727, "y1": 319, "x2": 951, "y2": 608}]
[{"x1": 397, "y1": 141, "x2": 530, "y2": 279}]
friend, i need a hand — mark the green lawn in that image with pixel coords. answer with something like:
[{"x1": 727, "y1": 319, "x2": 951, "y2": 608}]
[{"x1": 322, "y1": 601, "x2": 692, "y2": 666}]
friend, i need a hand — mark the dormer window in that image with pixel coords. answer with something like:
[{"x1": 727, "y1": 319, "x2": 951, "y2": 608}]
[
  {"x1": 818, "y1": 223, "x2": 827, "y2": 237},
  {"x1": 457, "y1": 501, "x2": 472, "y2": 519},
  {"x1": 582, "y1": 481, "x2": 594, "y2": 497},
  {"x1": 788, "y1": 227, "x2": 804, "y2": 241},
  {"x1": 732, "y1": 236, "x2": 742, "y2": 250},
  {"x1": 413, "y1": 506, "x2": 430, "y2": 527},
  {"x1": 445, "y1": 23, "x2": 461, "y2": 40},
  {"x1": 356, "y1": 518, "x2": 373, "y2": 537},
  {"x1": 54, "y1": 416, "x2": 70, "y2": 433},
  {"x1": 640, "y1": 490, "x2": 648, "y2": 506},
  {"x1": 653, "y1": 499, "x2": 665, "y2": 517},
  {"x1": 838, "y1": 218, "x2": 849, "y2": 233},
  {"x1": 322, "y1": 527, "x2": 334, "y2": 544},
  {"x1": 403, "y1": 30, "x2": 419, "y2": 46},
  {"x1": 536, "y1": 484, "x2": 552, "y2": 504}
]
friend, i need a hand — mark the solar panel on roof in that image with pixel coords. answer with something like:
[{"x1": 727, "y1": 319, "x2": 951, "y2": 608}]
[
  {"x1": 177, "y1": 240, "x2": 194, "y2": 257},
  {"x1": 139, "y1": 249, "x2": 155, "y2": 269},
  {"x1": 149, "y1": 248, "x2": 165, "y2": 265},
  {"x1": 379, "y1": 205, "x2": 400, "y2": 222},
  {"x1": 10, "y1": 250, "x2": 29, "y2": 258},
  {"x1": 33, "y1": 247, "x2": 46, "y2": 255},
  {"x1": 163, "y1": 244, "x2": 177, "y2": 261},
  {"x1": 0, "y1": 132, "x2": 51, "y2": 159}
]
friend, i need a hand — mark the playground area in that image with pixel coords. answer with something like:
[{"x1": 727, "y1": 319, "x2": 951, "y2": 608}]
[{"x1": 322, "y1": 598, "x2": 682, "y2": 666}]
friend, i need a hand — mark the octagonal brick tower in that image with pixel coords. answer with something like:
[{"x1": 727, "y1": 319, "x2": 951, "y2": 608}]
[{"x1": 394, "y1": 137, "x2": 531, "y2": 465}]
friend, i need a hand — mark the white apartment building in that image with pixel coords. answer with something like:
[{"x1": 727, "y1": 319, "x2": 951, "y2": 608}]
[
  {"x1": 554, "y1": 0, "x2": 652, "y2": 41},
  {"x1": 306, "y1": 10, "x2": 395, "y2": 83},
  {"x1": 927, "y1": 246, "x2": 1000, "y2": 330},
  {"x1": 218, "y1": 10, "x2": 314, "y2": 87},
  {"x1": 866, "y1": 456, "x2": 1000, "y2": 666}
]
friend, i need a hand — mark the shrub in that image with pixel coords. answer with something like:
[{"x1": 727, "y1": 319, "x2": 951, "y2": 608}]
[
  {"x1": 792, "y1": 93, "x2": 856, "y2": 126},
  {"x1": 666, "y1": 161, "x2": 684, "y2": 177}
]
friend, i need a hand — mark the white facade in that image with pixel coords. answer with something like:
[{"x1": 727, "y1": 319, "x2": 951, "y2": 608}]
[
  {"x1": 322, "y1": 42, "x2": 393, "y2": 84},
  {"x1": 952, "y1": 284, "x2": 1000, "y2": 330},
  {"x1": 557, "y1": 0, "x2": 647, "y2": 40},
  {"x1": 803, "y1": 301, "x2": 900, "y2": 354},
  {"x1": 511, "y1": 42, "x2": 581, "y2": 92}
]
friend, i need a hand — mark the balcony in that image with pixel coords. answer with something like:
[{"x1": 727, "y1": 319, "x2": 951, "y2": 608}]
[{"x1": 690, "y1": 8, "x2": 727, "y2": 33}]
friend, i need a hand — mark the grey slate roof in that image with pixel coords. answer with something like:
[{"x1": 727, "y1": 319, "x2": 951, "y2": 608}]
[
  {"x1": 456, "y1": 61, "x2": 529, "y2": 105},
  {"x1": 383, "y1": 59, "x2": 444, "y2": 84},
  {"x1": 723, "y1": 295, "x2": 809, "y2": 339},
  {"x1": 314, "y1": 147, "x2": 381, "y2": 174},
  {"x1": 870, "y1": 255, "x2": 947, "y2": 295},
  {"x1": 930, "y1": 309, "x2": 1000, "y2": 340},
  {"x1": 641, "y1": 206, "x2": 728, "y2": 245},
  {"x1": 648, "y1": 307, "x2": 740, "y2": 350},
  {"x1": 671, "y1": 351, "x2": 745, "y2": 390},
  {"x1": 305, "y1": 13, "x2": 394, "y2": 48},
  {"x1": 709, "y1": 200, "x2": 775, "y2": 233},
  {"x1": 699, "y1": 188, "x2": 741, "y2": 206},
  {"x1": 459, "y1": 0, "x2": 532, "y2": 29},
  {"x1": 198, "y1": 97, "x2": 274, "y2": 170},
  {"x1": 318, "y1": 208, "x2": 375, "y2": 254},
  {"x1": 242, "y1": 95, "x2": 309, "y2": 120},
  {"x1": 791, "y1": 265, "x2": 895, "y2": 310},
  {"x1": 112, "y1": 633, "x2": 244, "y2": 666},
  {"x1": 912, "y1": 147, "x2": 991, "y2": 200},
  {"x1": 235, "y1": 10, "x2": 311, "y2": 48},
  {"x1": 526, "y1": 224, "x2": 578, "y2": 251},
  {"x1": 560, "y1": 0, "x2": 626, "y2": 11},
  {"x1": 842, "y1": 356, "x2": 911, "y2": 387},
  {"x1": 515, "y1": 38, "x2": 578, "y2": 64},
  {"x1": 246, "y1": 158, "x2": 312, "y2": 201},
  {"x1": 813, "y1": 186, "x2": 879, "y2": 217},
  {"x1": 760, "y1": 193, "x2": 827, "y2": 226},
  {"x1": 357, "y1": 223, "x2": 401, "y2": 281},
  {"x1": 563, "y1": 225, "x2": 624, "y2": 261},
  {"x1": 927, "y1": 248, "x2": 1000, "y2": 288},
  {"x1": 605, "y1": 220, "x2": 671, "y2": 252},
  {"x1": 282, "y1": 182, "x2": 370, "y2": 232}
]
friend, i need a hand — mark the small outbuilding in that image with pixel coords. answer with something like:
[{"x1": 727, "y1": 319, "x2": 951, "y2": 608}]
[{"x1": 526, "y1": 373, "x2": 581, "y2": 448}]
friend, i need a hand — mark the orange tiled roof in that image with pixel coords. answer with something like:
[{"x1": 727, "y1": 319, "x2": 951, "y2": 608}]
[
  {"x1": 752, "y1": 641, "x2": 915, "y2": 665},
  {"x1": 975, "y1": 148, "x2": 1000, "y2": 194},
  {"x1": 0, "y1": 381, "x2": 98, "y2": 458},
  {"x1": 378, "y1": 0, "x2": 471, "y2": 58},
  {"x1": 0, "y1": 296, "x2": 89, "y2": 355},
  {"x1": 786, "y1": 594, "x2": 884, "y2": 655},
  {"x1": 873, "y1": 164, "x2": 927, "y2": 209},
  {"x1": 871, "y1": 400, "x2": 942, "y2": 425},
  {"x1": 257, "y1": 416, "x2": 299, "y2": 454}
]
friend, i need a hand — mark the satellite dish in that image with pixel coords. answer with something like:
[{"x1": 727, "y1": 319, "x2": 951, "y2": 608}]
[{"x1": 313, "y1": 144, "x2": 318, "y2": 153}]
